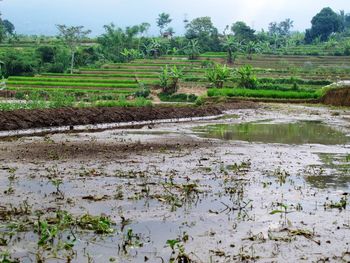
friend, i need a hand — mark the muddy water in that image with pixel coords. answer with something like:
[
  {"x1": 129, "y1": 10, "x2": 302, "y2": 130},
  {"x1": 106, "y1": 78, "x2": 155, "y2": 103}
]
[
  {"x1": 193, "y1": 120, "x2": 349, "y2": 145},
  {"x1": 0, "y1": 104, "x2": 349, "y2": 263}
]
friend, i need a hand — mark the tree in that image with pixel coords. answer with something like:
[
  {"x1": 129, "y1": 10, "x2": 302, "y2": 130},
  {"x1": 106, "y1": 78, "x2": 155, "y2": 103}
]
[
  {"x1": 159, "y1": 65, "x2": 183, "y2": 94},
  {"x1": 2, "y1": 19, "x2": 14, "y2": 35},
  {"x1": 305, "y1": 7, "x2": 342, "y2": 43},
  {"x1": 144, "y1": 38, "x2": 163, "y2": 59},
  {"x1": 268, "y1": 19, "x2": 293, "y2": 36},
  {"x1": 139, "y1": 22, "x2": 150, "y2": 37},
  {"x1": 222, "y1": 36, "x2": 241, "y2": 64},
  {"x1": 244, "y1": 41, "x2": 261, "y2": 60},
  {"x1": 231, "y1": 21, "x2": 256, "y2": 43},
  {"x1": 185, "y1": 17, "x2": 220, "y2": 52},
  {"x1": 184, "y1": 39, "x2": 200, "y2": 60},
  {"x1": 157, "y1": 13, "x2": 172, "y2": 36},
  {"x1": 206, "y1": 64, "x2": 232, "y2": 88},
  {"x1": 56, "y1": 25, "x2": 91, "y2": 74}
]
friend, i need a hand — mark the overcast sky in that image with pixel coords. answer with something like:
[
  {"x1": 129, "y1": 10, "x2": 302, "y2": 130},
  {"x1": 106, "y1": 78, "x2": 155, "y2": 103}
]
[{"x1": 1, "y1": 0, "x2": 349, "y2": 36}]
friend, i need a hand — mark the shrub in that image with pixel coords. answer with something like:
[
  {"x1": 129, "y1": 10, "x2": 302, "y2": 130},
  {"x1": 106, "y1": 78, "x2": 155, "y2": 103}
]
[
  {"x1": 46, "y1": 63, "x2": 65, "y2": 73},
  {"x1": 134, "y1": 83, "x2": 151, "y2": 98},
  {"x1": 159, "y1": 65, "x2": 183, "y2": 94},
  {"x1": 207, "y1": 88, "x2": 320, "y2": 100},
  {"x1": 158, "y1": 93, "x2": 197, "y2": 102},
  {"x1": 236, "y1": 65, "x2": 257, "y2": 89}
]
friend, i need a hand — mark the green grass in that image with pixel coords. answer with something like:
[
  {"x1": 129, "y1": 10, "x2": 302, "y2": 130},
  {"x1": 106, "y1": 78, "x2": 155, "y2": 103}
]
[
  {"x1": 92, "y1": 97, "x2": 152, "y2": 107},
  {"x1": 207, "y1": 88, "x2": 321, "y2": 100},
  {"x1": 8, "y1": 87, "x2": 138, "y2": 94},
  {"x1": 8, "y1": 76, "x2": 138, "y2": 84},
  {"x1": 158, "y1": 93, "x2": 198, "y2": 103},
  {"x1": 41, "y1": 73, "x2": 158, "y2": 78},
  {"x1": 7, "y1": 81, "x2": 139, "y2": 89}
]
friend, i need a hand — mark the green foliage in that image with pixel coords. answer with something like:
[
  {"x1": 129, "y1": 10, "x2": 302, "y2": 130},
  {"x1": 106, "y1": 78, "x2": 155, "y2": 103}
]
[
  {"x1": 268, "y1": 19, "x2": 294, "y2": 36},
  {"x1": 97, "y1": 23, "x2": 143, "y2": 62},
  {"x1": 158, "y1": 92, "x2": 197, "y2": 102},
  {"x1": 305, "y1": 7, "x2": 343, "y2": 43},
  {"x1": 56, "y1": 25, "x2": 91, "y2": 74},
  {"x1": 156, "y1": 13, "x2": 172, "y2": 35},
  {"x1": 222, "y1": 36, "x2": 241, "y2": 63},
  {"x1": 0, "y1": 50, "x2": 38, "y2": 77},
  {"x1": 93, "y1": 97, "x2": 152, "y2": 107},
  {"x1": 206, "y1": 63, "x2": 232, "y2": 88},
  {"x1": 185, "y1": 17, "x2": 220, "y2": 52},
  {"x1": 8, "y1": 80, "x2": 139, "y2": 89},
  {"x1": 77, "y1": 214, "x2": 115, "y2": 234},
  {"x1": 231, "y1": 21, "x2": 256, "y2": 42},
  {"x1": 184, "y1": 39, "x2": 201, "y2": 60},
  {"x1": 134, "y1": 82, "x2": 150, "y2": 98},
  {"x1": 236, "y1": 65, "x2": 258, "y2": 89},
  {"x1": 120, "y1": 48, "x2": 143, "y2": 62},
  {"x1": 207, "y1": 88, "x2": 320, "y2": 99},
  {"x1": 159, "y1": 65, "x2": 183, "y2": 94}
]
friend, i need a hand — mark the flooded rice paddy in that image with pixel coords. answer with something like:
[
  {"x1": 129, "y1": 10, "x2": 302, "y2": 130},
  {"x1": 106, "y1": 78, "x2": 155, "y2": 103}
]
[{"x1": 0, "y1": 104, "x2": 349, "y2": 263}]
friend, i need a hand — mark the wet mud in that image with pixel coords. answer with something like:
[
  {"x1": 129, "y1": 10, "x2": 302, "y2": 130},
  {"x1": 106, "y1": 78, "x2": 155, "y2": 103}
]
[{"x1": 0, "y1": 104, "x2": 349, "y2": 263}]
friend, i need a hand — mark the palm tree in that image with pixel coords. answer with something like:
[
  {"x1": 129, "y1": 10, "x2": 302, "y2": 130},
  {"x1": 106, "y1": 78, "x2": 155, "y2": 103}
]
[
  {"x1": 244, "y1": 41, "x2": 261, "y2": 60},
  {"x1": 145, "y1": 39, "x2": 162, "y2": 59},
  {"x1": 222, "y1": 36, "x2": 241, "y2": 64},
  {"x1": 184, "y1": 39, "x2": 201, "y2": 60}
]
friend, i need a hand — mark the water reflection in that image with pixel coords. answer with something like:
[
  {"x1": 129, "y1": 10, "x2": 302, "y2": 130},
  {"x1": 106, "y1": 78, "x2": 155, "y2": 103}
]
[{"x1": 194, "y1": 121, "x2": 349, "y2": 145}]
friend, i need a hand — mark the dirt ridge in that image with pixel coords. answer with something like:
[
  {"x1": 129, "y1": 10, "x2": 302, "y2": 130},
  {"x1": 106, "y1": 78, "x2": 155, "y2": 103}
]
[{"x1": 0, "y1": 105, "x2": 227, "y2": 131}]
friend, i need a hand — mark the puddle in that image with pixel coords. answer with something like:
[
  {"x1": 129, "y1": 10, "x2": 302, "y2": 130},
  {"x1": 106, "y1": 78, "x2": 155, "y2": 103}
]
[
  {"x1": 193, "y1": 120, "x2": 350, "y2": 145},
  {"x1": 306, "y1": 153, "x2": 350, "y2": 190}
]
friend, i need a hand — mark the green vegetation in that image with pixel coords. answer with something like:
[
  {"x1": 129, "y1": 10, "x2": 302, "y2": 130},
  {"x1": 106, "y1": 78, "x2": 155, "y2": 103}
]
[
  {"x1": 207, "y1": 88, "x2": 320, "y2": 99},
  {"x1": 0, "y1": 6, "x2": 349, "y2": 109},
  {"x1": 158, "y1": 92, "x2": 197, "y2": 102}
]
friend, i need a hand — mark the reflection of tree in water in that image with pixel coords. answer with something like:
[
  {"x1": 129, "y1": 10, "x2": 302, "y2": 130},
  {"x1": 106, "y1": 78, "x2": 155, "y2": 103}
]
[
  {"x1": 306, "y1": 153, "x2": 350, "y2": 190},
  {"x1": 306, "y1": 175, "x2": 350, "y2": 190},
  {"x1": 196, "y1": 121, "x2": 349, "y2": 145}
]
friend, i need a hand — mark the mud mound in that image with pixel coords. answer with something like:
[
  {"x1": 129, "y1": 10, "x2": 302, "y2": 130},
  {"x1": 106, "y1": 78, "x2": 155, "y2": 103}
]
[
  {"x1": 321, "y1": 87, "x2": 350, "y2": 107},
  {"x1": 0, "y1": 105, "x2": 226, "y2": 131}
]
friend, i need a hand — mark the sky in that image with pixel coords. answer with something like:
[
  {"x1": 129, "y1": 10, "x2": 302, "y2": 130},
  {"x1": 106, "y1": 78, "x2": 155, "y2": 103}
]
[{"x1": 0, "y1": 0, "x2": 349, "y2": 36}]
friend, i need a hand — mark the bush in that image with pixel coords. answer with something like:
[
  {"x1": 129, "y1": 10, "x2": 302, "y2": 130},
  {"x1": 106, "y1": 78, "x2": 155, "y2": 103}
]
[
  {"x1": 159, "y1": 65, "x2": 183, "y2": 94},
  {"x1": 236, "y1": 65, "x2": 257, "y2": 89},
  {"x1": 134, "y1": 83, "x2": 151, "y2": 98},
  {"x1": 46, "y1": 63, "x2": 65, "y2": 73},
  {"x1": 158, "y1": 92, "x2": 197, "y2": 102},
  {"x1": 206, "y1": 64, "x2": 232, "y2": 88},
  {"x1": 207, "y1": 88, "x2": 320, "y2": 100},
  {"x1": 195, "y1": 96, "x2": 204, "y2": 106}
]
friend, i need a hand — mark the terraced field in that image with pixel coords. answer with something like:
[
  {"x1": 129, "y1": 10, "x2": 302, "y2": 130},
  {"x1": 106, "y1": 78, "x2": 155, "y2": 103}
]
[{"x1": 4, "y1": 53, "x2": 348, "y2": 102}]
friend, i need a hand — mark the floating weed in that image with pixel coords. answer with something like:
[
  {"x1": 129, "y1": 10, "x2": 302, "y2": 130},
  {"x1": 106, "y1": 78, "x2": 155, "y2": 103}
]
[
  {"x1": 120, "y1": 228, "x2": 143, "y2": 254},
  {"x1": 226, "y1": 160, "x2": 251, "y2": 174},
  {"x1": 269, "y1": 228, "x2": 320, "y2": 245},
  {"x1": 0, "y1": 251, "x2": 19, "y2": 263},
  {"x1": 50, "y1": 178, "x2": 64, "y2": 199},
  {"x1": 272, "y1": 168, "x2": 290, "y2": 185},
  {"x1": 270, "y1": 203, "x2": 293, "y2": 226},
  {"x1": 78, "y1": 214, "x2": 115, "y2": 234},
  {"x1": 166, "y1": 237, "x2": 191, "y2": 263},
  {"x1": 324, "y1": 196, "x2": 347, "y2": 210}
]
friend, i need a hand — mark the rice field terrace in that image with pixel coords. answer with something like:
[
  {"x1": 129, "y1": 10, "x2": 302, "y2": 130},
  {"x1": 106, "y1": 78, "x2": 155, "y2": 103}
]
[{"x1": 3, "y1": 53, "x2": 349, "y2": 106}]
